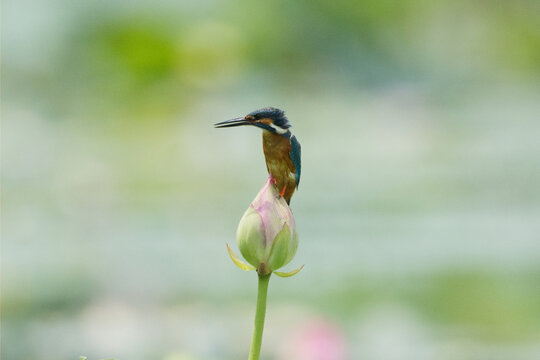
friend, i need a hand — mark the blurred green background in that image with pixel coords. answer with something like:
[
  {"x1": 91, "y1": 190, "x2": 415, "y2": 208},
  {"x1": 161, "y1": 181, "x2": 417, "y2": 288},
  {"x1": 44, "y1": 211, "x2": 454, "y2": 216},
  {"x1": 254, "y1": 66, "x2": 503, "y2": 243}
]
[{"x1": 3, "y1": 0, "x2": 540, "y2": 359}]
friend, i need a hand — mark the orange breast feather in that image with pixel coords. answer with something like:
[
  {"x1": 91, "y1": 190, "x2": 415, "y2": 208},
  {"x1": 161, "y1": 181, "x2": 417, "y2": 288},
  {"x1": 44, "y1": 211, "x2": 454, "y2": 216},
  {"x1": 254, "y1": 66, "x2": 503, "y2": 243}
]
[{"x1": 262, "y1": 132, "x2": 297, "y2": 203}]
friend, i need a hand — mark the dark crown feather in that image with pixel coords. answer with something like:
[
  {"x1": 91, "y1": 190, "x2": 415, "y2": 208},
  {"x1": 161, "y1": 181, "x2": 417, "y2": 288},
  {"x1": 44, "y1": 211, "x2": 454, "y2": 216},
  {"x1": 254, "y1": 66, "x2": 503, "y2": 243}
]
[{"x1": 248, "y1": 107, "x2": 291, "y2": 129}]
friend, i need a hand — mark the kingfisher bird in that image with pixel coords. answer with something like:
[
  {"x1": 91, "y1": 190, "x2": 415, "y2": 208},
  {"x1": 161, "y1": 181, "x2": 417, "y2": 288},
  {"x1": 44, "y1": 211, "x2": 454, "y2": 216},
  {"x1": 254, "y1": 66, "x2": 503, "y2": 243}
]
[{"x1": 215, "y1": 107, "x2": 301, "y2": 204}]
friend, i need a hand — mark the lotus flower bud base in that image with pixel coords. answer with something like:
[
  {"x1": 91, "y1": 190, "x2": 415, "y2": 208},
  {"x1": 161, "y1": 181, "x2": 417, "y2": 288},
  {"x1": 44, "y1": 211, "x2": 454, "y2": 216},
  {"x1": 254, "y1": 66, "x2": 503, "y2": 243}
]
[{"x1": 227, "y1": 176, "x2": 303, "y2": 277}]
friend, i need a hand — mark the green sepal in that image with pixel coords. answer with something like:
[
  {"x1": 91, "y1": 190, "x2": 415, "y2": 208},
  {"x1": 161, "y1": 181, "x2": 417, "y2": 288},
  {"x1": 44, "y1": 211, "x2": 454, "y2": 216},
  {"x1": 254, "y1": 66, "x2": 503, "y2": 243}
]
[
  {"x1": 266, "y1": 225, "x2": 291, "y2": 271},
  {"x1": 226, "y1": 243, "x2": 255, "y2": 271},
  {"x1": 274, "y1": 264, "x2": 304, "y2": 277},
  {"x1": 236, "y1": 207, "x2": 266, "y2": 268}
]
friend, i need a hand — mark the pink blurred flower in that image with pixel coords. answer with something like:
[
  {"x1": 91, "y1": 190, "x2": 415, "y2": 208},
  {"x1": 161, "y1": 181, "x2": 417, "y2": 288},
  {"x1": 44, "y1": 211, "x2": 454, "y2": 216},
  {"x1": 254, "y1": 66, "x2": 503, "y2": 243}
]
[{"x1": 279, "y1": 319, "x2": 347, "y2": 360}]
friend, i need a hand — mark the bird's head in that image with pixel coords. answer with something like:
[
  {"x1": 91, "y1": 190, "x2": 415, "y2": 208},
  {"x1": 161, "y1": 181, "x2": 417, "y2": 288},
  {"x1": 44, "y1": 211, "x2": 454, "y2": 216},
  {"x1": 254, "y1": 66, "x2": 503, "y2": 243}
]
[{"x1": 215, "y1": 107, "x2": 291, "y2": 135}]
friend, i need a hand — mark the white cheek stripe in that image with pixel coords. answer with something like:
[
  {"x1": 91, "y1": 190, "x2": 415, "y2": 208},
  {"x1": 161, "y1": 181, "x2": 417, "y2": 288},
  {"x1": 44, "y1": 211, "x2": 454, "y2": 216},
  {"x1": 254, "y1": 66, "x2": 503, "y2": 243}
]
[{"x1": 269, "y1": 123, "x2": 287, "y2": 134}]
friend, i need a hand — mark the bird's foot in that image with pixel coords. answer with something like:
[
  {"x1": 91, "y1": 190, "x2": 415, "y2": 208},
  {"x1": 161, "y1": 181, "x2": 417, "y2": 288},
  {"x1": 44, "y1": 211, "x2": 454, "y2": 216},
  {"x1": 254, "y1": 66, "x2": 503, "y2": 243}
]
[{"x1": 279, "y1": 185, "x2": 287, "y2": 197}]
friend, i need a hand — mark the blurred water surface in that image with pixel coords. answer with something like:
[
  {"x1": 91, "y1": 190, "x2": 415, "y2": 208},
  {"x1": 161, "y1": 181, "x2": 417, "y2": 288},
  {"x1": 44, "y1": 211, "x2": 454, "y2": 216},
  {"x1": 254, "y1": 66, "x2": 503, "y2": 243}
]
[{"x1": 3, "y1": 1, "x2": 540, "y2": 359}]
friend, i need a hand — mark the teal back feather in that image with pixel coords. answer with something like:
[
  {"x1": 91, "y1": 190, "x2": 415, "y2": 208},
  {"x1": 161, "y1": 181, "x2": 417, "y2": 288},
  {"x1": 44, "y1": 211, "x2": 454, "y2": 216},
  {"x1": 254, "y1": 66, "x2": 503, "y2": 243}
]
[{"x1": 290, "y1": 135, "x2": 301, "y2": 187}]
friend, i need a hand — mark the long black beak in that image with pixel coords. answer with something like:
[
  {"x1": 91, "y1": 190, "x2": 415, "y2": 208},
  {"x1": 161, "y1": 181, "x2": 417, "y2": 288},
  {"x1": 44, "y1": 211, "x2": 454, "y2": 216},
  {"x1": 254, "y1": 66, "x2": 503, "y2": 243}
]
[{"x1": 214, "y1": 117, "x2": 254, "y2": 128}]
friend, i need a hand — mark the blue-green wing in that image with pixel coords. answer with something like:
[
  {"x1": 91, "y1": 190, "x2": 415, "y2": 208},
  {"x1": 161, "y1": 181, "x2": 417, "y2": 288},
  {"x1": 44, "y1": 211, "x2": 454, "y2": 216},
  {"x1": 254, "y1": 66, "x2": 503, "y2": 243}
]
[{"x1": 290, "y1": 135, "x2": 301, "y2": 187}]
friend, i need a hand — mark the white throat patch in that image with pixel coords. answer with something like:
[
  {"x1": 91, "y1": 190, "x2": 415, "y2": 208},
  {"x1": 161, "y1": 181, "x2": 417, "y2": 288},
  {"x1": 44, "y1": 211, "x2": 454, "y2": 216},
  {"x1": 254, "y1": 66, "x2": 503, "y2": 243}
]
[{"x1": 269, "y1": 123, "x2": 287, "y2": 134}]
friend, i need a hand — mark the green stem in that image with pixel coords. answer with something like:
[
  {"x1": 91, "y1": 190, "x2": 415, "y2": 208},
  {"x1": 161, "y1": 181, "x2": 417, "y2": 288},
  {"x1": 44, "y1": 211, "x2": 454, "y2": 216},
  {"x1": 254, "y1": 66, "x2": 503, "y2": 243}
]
[{"x1": 248, "y1": 273, "x2": 271, "y2": 360}]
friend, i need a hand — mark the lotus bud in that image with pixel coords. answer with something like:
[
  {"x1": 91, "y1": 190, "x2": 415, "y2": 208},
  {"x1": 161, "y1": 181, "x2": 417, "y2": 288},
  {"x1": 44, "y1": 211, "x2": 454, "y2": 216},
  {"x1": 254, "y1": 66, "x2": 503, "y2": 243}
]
[{"x1": 236, "y1": 176, "x2": 299, "y2": 275}]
